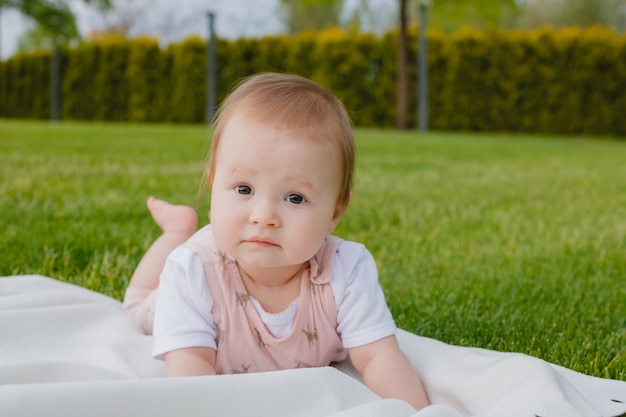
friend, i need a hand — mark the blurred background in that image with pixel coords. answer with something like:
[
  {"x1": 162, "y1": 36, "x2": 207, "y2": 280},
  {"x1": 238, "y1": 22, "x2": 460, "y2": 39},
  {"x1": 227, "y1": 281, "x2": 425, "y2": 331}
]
[
  {"x1": 2, "y1": 0, "x2": 625, "y2": 60},
  {"x1": 1, "y1": 0, "x2": 625, "y2": 135}
]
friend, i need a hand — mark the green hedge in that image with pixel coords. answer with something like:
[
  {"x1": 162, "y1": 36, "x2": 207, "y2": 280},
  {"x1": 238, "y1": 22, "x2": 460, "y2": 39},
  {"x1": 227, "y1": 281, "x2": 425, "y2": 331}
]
[
  {"x1": 169, "y1": 36, "x2": 207, "y2": 123},
  {"x1": 0, "y1": 50, "x2": 52, "y2": 119},
  {"x1": 1, "y1": 27, "x2": 625, "y2": 136},
  {"x1": 127, "y1": 37, "x2": 169, "y2": 122},
  {"x1": 93, "y1": 37, "x2": 130, "y2": 121},
  {"x1": 61, "y1": 42, "x2": 99, "y2": 120}
]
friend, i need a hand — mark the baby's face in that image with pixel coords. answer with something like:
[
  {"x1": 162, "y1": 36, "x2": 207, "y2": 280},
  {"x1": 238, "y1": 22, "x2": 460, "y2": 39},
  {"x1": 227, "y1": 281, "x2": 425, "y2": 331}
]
[{"x1": 209, "y1": 113, "x2": 344, "y2": 275}]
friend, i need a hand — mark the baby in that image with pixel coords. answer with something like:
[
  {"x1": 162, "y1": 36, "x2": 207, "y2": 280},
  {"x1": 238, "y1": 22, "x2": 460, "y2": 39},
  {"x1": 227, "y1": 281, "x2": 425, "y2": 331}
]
[{"x1": 123, "y1": 73, "x2": 429, "y2": 411}]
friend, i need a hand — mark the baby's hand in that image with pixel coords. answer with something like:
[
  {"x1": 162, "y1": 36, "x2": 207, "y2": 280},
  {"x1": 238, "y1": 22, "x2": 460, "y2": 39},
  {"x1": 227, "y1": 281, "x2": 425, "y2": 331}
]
[{"x1": 348, "y1": 335, "x2": 429, "y2": 411}]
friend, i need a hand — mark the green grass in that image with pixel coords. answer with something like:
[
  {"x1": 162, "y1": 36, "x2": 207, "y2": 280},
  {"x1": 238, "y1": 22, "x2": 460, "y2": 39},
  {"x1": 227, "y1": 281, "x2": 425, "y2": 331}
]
[{"x1": 2, "y1": 120, "x2": 625, "y2": 380}]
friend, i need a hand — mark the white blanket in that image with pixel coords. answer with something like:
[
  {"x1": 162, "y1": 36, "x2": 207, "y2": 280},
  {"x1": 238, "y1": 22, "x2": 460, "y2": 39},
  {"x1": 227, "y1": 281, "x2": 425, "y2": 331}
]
[{"x1": 1, "y1": 275, "x2": 625, "y2": 417}]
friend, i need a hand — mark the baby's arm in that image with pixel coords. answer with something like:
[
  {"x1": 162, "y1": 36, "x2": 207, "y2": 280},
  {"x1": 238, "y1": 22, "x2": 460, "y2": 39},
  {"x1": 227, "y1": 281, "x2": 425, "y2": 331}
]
[
  {"x1": 153, "y1": 246, "x2": 220, "y2": 376},
  {"x1": 164, "y1": 346, "x2": 217, "y2": 377},
  {"x1": 349, "y1": 335, "x2": 429, "y2": 411}
]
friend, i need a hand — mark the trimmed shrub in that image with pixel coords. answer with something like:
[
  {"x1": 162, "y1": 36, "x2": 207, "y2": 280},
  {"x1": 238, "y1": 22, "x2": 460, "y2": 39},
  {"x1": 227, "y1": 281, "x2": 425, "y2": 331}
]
[
  {"x1": 61, "y1": 42, "x2": 100, "y2": 120},
  {"x1": 168, "y1": 36, "x2": 207, "y2": 123},
  {"x1": 314, "y1": 29, "x2": 386, "y2": 127},
  {"x1": 0, "y1": 50, "x2": 52, "y2": 119},
  {"x1": 127, "y1": 37, "x2": 169, "y2": 122},
  {"x1": 2, "y1": 26, "x2": 625, "y2": 136},
  {"x1": 92, "y1": 36, "x2": 130, "y2": 121}
]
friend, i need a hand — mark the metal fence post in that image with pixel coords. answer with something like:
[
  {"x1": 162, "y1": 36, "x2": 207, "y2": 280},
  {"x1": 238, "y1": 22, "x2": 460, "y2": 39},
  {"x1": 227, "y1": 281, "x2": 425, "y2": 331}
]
[
  {"x1": 206, "y1": 11, "x2": 216, "y2": 125},
  {"x1": 418, "y1": 1, "x2": 429, "y2": 132},
  {"x1": 51, "y1": 46, "x2": 61, "y2": 121}
]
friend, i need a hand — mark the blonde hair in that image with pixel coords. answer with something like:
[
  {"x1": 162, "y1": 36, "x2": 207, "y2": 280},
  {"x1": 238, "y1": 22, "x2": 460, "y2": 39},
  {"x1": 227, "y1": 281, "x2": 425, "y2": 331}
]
[{"x1": 204, "y1": 72, "x2": 355, "y2": 214}]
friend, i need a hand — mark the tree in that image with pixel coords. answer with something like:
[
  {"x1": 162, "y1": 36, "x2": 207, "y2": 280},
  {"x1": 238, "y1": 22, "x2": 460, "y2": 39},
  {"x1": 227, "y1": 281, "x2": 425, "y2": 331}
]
[
  {"x1": 81, "y1": 0, "x2": 143, "y2": 40},
  {"x1": 518, "y1": 0, "x2": 626, "y2": 31},
  {"x1": 16, "y1": 23, "x2": 58, "y2": 52},
  {"x1": 427, "y1": 0, "x2": 520, "y2": 30},
  {"x1": 344, "y1": 0, "x2": 397, "y2": 34},
  {"x1": 278, "y1": 0, "x2": 344, "y2": 34},
  {"x1": 2, "y1": 0, "x2": 111, "y2": 120},
  {"x1": 396, "y1": 0, "x2": 409, "y2": 130},
  {"x1": 394, "y1": 0, "x2": 521, "y2": 131},
  {"x1": 0, "y1": 0, "x2": 111, "y2": 46}
]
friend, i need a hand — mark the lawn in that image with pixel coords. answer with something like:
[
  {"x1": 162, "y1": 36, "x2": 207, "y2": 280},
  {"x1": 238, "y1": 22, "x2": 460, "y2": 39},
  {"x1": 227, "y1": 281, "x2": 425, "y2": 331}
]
[{"x1": 1, "y1": 120, "x2": 625, "y2": 380}]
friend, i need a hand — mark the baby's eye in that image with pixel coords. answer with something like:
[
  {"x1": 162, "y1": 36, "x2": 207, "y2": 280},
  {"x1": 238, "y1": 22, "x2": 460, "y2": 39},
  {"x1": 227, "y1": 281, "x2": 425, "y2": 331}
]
[
  {"x1": 286, "y1": 193, "x2": 306, "y2": 205},
  {"x1": 235, "y1": 185, "x2": 253, "y2": 195}
]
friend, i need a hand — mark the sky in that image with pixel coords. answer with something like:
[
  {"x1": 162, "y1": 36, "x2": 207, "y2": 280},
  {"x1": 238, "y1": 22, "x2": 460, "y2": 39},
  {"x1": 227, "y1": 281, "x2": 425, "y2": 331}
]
[{"x1": 0, "y1": 0, "x2": 395, "y2": 60}]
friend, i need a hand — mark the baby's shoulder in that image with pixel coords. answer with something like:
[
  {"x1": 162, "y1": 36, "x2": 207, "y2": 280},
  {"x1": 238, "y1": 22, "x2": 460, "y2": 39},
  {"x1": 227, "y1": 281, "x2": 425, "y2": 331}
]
[
  {"x1": 331, "y1": 237, "x2": 375, "y2": 274},
  {"x1": 333, "y1": 237, "x2": 370, "y2": 258}
]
